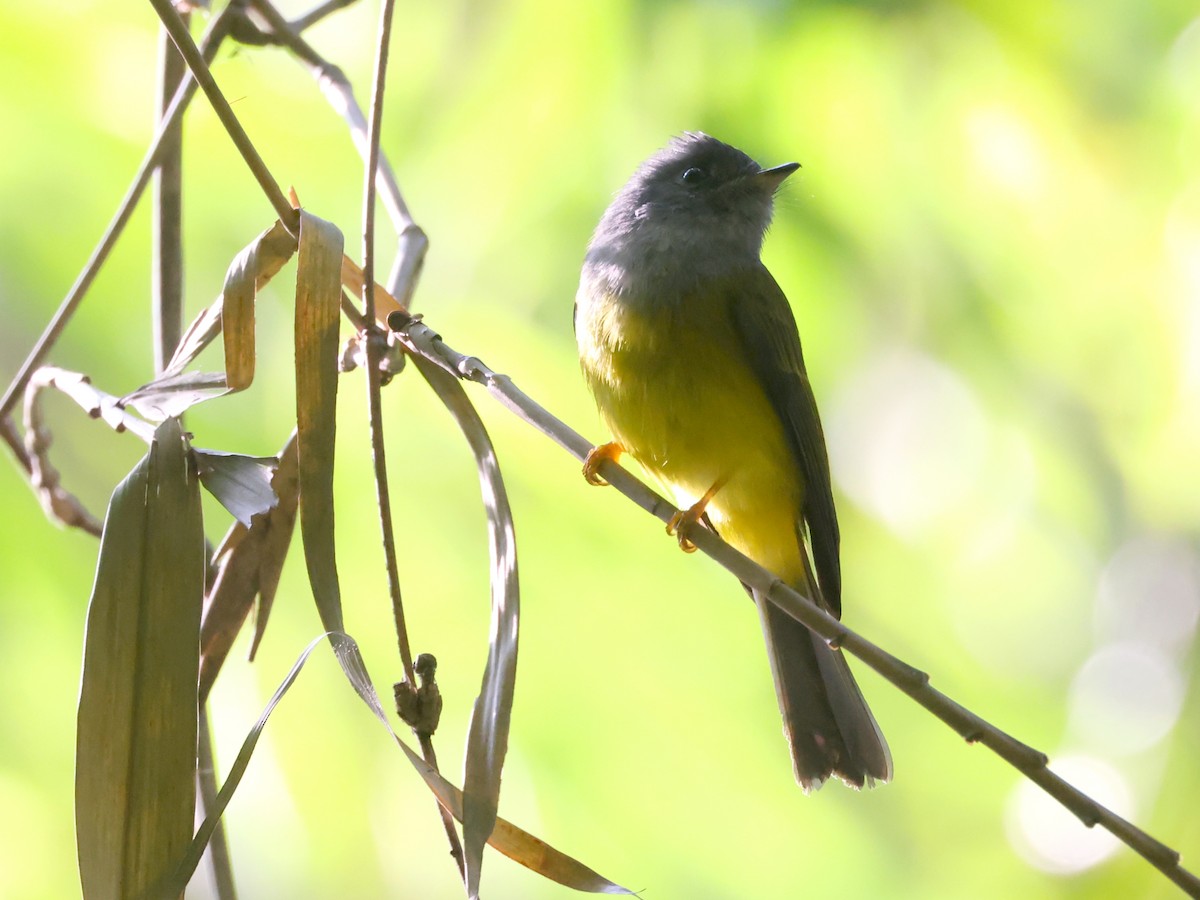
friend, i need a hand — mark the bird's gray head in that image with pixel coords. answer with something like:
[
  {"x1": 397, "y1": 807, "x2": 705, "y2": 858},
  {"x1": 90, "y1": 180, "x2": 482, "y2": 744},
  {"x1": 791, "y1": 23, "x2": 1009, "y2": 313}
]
[{"x1": 584, "y1": 132, "x2": 798, "y2": 297}]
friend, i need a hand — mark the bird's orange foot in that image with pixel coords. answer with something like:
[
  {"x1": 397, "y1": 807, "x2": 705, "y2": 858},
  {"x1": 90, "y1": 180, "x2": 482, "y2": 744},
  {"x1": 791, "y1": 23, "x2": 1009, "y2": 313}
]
[
  {"x1": 582, "y1": 441, "x2": 624, "y2": 486},
  {"x1": 666, "y1": 504, "x2": 704, "y2": 553},
  {"x1": 666, "y1": 476, "x2": 728, "y2": 553}
]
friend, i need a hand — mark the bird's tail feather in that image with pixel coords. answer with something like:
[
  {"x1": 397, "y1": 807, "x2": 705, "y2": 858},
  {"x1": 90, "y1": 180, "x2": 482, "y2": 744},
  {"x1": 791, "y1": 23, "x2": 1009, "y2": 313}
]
[{"x1": 754, "y1": 589, "x2": 892, "y2": 791}]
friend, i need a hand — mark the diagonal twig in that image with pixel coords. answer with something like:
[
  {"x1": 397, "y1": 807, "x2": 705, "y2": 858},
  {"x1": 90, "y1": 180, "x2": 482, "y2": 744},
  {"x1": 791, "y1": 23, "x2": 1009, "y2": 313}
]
[
  {"x1": 148, "y1": 0, "x2": 299, "y2": 234},
  {"x1": 0, "y1": 10, "x2": 233, "y2": 421},
  {"x1": 242, "y1": 0, "x2": 428, "y2": 309},
  {"x1": 290, "y1": 0, "x2": 359, "y2": 33},
  {"x1": 387, "y1": 310, "x2": 1200, "y2": 900}
]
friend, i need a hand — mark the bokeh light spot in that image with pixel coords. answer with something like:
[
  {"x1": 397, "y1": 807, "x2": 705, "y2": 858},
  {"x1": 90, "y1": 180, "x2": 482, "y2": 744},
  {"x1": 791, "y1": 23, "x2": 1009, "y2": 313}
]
[
  {"x1": 1067, "y1": 642, "x2": 1185, "y2": 755},
  {"x1": 964, "y1": 105, "x2": 1048, "y2": 202},
  {"x1": 1095, "y1": 536, "x2": 1200, "y2": 654},
  {"x1": 828, "y1": 348, "x2": 987, "y2": 536},
  {"x1": 1006, "y1": 755, "x2": 1130, "y2": 875}
]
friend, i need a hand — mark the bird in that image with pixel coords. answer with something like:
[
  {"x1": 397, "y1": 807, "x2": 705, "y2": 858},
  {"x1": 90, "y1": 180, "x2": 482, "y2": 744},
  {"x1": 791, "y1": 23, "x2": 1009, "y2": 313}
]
[{"x1": 573, "y1": 132, "x2": 891, "y2": 791}]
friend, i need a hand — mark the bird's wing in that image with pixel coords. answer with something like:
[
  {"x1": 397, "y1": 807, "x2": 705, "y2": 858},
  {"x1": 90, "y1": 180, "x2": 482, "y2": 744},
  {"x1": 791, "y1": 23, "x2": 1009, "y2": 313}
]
[{"x1": 726, "y1": 264, "x2": 842, "y2": 616}]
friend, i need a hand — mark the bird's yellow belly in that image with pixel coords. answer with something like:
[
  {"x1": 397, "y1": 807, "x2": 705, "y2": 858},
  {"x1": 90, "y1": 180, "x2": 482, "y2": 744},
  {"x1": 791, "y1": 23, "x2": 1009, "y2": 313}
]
[{"x1": 578, "y1": 287, "x2": 806, "y2": 583}]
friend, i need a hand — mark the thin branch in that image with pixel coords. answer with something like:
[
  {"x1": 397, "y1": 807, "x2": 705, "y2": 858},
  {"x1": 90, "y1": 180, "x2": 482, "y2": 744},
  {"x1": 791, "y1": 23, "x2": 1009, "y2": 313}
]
[
  {"x1": 237, "y1": 1, "x2": 326, "y2": 67},
  {"x1": 0, "y1": 11, "x2": 233, "y2": 421},
  {"x1": 361, "y1": 0, "x2": 396, "y2": 326},
  {"x1": 0, "y1": 416, "x2": 34, "y2": 475},
  {"x1": 290, "y1": 0, "x2": 359, "y2": 33},
  {"x1": 244, "y1": 0, "x2": 428, "y2": 309},
  {"x1": 1, "y1": 413, "x2": 102, "y2": 537},
  {"x1": 152, "y1": 21, "x2": 238, "y2": 897},
  {"x1": 358, "y1": 0, "x2": 466, "y2": 881},
  {"x1": 387, "y1": 311, "x2": 1200, "y2": 899},
  {"x1": 418, "y1": 732, "x2": 467, "y2": 880},
  {"x1": 148, "y1": 0, "x2": 300, "y2": 234},
  {"x1": 339, "y1": 289, "x2": 369, "y2": 331},
  {"x1": 360, "y1": 30, "x2": 421, "y2": 688},
  {"x1": 197, "y1": 706, "x2": 238, "y2": 900},
  {"x1": 152, "y1": 20, "x2": 188, "y2": 373},
  {"x1": 235, "y1": 0, "x2": 464, "y2": 879}
]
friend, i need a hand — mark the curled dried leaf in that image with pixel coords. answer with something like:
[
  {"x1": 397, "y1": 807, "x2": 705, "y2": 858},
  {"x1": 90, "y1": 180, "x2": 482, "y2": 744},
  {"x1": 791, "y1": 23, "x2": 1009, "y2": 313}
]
[{"x1": 127, "y1": 220, "x2": 299, "y2": 417}]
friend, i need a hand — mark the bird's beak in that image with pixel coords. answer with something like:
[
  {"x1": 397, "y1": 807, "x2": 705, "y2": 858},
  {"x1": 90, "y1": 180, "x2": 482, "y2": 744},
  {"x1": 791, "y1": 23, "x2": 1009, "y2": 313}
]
[{"x1": 754, "y1": 161, "x2": 801, "y2": 192}]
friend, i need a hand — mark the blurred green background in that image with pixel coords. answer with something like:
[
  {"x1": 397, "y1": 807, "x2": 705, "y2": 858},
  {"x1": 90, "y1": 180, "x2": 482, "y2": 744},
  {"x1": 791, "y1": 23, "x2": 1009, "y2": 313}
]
[{"x1": 2, "y1": 0, "x2": 1199, "y2": 897}]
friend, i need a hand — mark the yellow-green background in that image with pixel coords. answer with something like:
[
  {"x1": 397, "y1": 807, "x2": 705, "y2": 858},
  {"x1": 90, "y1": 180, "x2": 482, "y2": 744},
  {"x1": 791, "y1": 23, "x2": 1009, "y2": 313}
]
[{"x1": 2, "y1": 1, "x2": 1199, "y2": 897}]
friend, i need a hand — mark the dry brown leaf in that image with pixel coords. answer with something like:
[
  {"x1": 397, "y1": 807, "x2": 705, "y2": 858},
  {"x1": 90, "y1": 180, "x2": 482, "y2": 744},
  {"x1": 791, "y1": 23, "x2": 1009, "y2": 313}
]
[
  {"x1": 330, "y1": 636, "x2": 634, "y2": 895},
  {"x1": 195, "y1": 449, "x2": 278, "y2": 526},
  {"x1": 295, "y1": 210, "x2": 346, "y2": 633},
  {"x1": 198, "y1": 433, "x2": 300, "y2": 704},
  {"x1": 167, "y1": 632, "x2": 633, "y2": 897},
  {"x1": 125, "y1": 220, "x2": 298, "y2": 415},
  {"x1": 340, "y1": 253, "x2": 404, "y2": 325},
  {"x1": 223, "y1": 220, "x2": 296, "y2": 390}
]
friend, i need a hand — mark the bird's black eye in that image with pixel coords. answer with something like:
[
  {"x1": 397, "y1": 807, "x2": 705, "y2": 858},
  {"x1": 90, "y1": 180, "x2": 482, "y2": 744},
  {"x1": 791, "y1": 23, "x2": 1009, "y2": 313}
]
[{"x1": 679, "y1": 167, "x2": 707, "y2": 185}]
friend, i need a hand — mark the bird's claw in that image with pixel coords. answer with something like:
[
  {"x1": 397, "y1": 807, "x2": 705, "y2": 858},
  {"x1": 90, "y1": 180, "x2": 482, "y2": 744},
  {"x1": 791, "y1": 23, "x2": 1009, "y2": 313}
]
[
  {"x1": 666, "y1": 509, "x2": 700, "y2": 553},
  {"x1": 665, "y1": 475, "x2": 728, "y2": 553},
  {"x1": 582, "y1": 441, "x2": 624, "y2": 486}
]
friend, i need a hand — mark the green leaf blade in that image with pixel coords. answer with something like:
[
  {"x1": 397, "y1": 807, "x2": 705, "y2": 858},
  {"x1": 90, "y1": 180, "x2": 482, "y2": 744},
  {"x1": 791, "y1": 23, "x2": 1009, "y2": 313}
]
[
  {"x1": 75, "y1": 417, "x2": 204, "y2": 899},
  {"x1": 412, "y1": 355, "x2": 521, "y2": 899}
]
